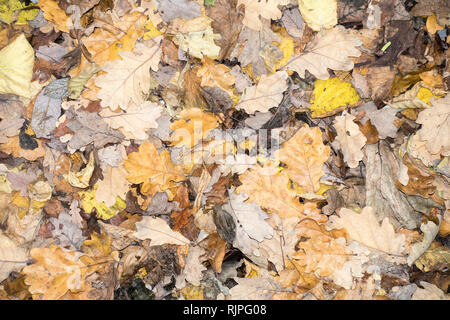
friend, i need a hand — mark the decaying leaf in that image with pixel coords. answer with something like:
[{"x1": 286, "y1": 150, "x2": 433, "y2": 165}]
[
  {"x1": 286, "y1": 26, "x2": 361, "y2": 80},
  {"x1": 275, "y1": 124, "x2": 330, "y2": 193},
  {"x1": 332, "y1": 112, "x2": 367, "y2": 168}
]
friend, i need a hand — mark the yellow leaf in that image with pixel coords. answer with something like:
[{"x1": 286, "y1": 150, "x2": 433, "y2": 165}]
[
  {"x1": 173, "y1": 26, "x2": 221, "y2": 59},
  {"x1": 0, "y1": 33, "x2": 34, "y2": 98},
  {"x1": 82, "y1": 233, "x2": 112, "y2": 258},
  {"x1": 124, "y1": 142, "x2": 185, "y2": 198},
  {"x1": 297, "y1": 0, "x2": 337, "y2": 32},
  {"x1": 143, "y1": 19, "x2": 163, "y2": 39},
  {"x1": 22, "y1": 245, "x2": 88, "y2": 300},
  {"x1": 196, "y1": 58, "x2": 235, "y2": 97},
  {"x1": 181, "y1": 285, "x2": 204, "y2": 300},
  {"x1": 170, "y1": 108, "x2": 220, "y2": 148},
  {"x1": 37, "y1": 0, "x2": 72, "y2": 33},
  {"x1": 310, "y1": 78, "x2": 359, "y2": 118},
  {"x1": 235, "y1": 163, "x2": 306, "y2": 218},
  {"x1": 79, "y1": 187, "x2": 126, "y2": 220},
  {"x1": 67, "y1": 152, "x2": 95, "y2": 189},
  {"x1": 11, "y1": 192, "x2": 29, "y2": 219},
  {"x1": 426, "y1": 14, "x2": 444, "y2": 35},
  {"x1": 0, "y1": 0, "x2": 39, "y2": 24},
  {"x1": 271, "y1": 29, "x2": 294, "y2": 72}
]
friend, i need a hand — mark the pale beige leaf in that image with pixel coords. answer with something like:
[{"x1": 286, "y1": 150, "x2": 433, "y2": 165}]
[
  {"x1": 328, "y1": 207, "x2": 406, "y2": 255},
  {"x1": 235, "y1": 71, "x2": 288, "y2": 114},
  {"x1": 412, "y1": 281, "x2": 449, "y2": 300},
  {"x1": 237, "y1": 0, "x2": 290, "y2": 31},
  {"x1": 332, "y1": 111, "x2": 367, "y2": 168},
  {"x1": 297, "y1": 0, "x2": 337, "y2": 32},
  {"x1": 100, "y1": 101, "x2": 162, "y2": 140},
  {"x1": 0, "y1": 34, "x2": 34, "y2": 98},
  {"x1": 0, "y1": 232, "x2": 28, "y2": 281},
  {"x1": 96, "y1": 39, "x2": 162, "y2": 111},
  {"x1": 286, "y1": 26, "x2": 361, "y2": 80},
  {"x1": 95, "y1": 165, "x2": 130, "y2": 207},
  {"x1": 416, "y1": 95, "x2": 450, "y2": 156},
  {"x1": 133, "y1": 216, "x2": 190, "y2": 246}
]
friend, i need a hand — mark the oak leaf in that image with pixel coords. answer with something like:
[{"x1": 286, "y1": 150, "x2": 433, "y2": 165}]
[
  {"x1": 328, "y1": 207, "x2": 406, "y2": 256},
  {"x1": 292, "y1": 218, "x2": 350, "y2": 277},
  {"x1": 197, "y1": 58, "x2": 235, "y2": 98},
  {"x1": 285, "y1": 26, "x2": 361, "y2": 80},
  {"x1": 235, "y1": 163, "x2": 305, "y2": 218},
  {"x1": 416, "y1": 95, "x2": 450, "y2": 156},
  {"x1": 124, "y1": 142, "x2": 185, "y2": 198},
  {"x1": 100, "y1": 101, "x2": 163, "y2": 140},
  {"x1": 173, "y1": 26, "x2": 221, "y2": 60},
  {"x1": 169, "y1": 108, "x2": 220, "y2": 148},
  {"x1": 275, "y1": 124, "x2": 330, "y2": 193},
  {"x1": 96, "y1": 40, "x2": 162, "y2": 111},
  {"x1": 0, "y1": 232, "x2": 28, "y2": 282},
  {"x1": 235, "y1": 71, "x2": 288, "y2": 114},
  {"x1": 22, "y1": 244, "x2": 88, "y2": 300},
  {"x1": 133, "y1": 216, "x2": 190, "y2": 246},
  {"x1": 237, "y1": 0, "x2": 290, "y2": 31},
  {"x1": 95, "y1": 165, "x2": 130, "y2": 207},
  {"x1": 332, "y1": 111, "x2": 367, "y2": 168}
]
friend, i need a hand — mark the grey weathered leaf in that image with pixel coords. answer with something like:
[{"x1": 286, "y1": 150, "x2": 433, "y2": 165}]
[
  {"x1": 64, "y1": 107, "x2": 125, "y2": 151},
  {"x1": 50, "y1": 212, "x2": 86, "y2": 250},
  {"x1": 145, "y1": 192, "x2": 179, "y2": 216},
  {"x1": 281, "y1": 8, "x2": 305, "y2": 39},
  {"x1": 158, "y1": 0, "x2": 202, "y2": 21},
  {"x1": 44, "y1": 78, "x2": 69, "y2": 99},
  {"x1": 31, "y1": 90, "x2": 62, "y2": 138}
]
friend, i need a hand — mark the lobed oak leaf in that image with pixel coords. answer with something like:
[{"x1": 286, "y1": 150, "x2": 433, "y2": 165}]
[
  {"x1": 169, "y1": 108, "x2": 220, "y2": 149},
  {"x1": 22, "y1": 244, "x2": 88, "y2": 300},
  {"x1": 96, "y1": 39, "x2": 162, "y2": 111},
  {"x1": 332, "y1": 111, "x2": 367, "y2": 168},
  {"x1": 416, "y1": 95, "x2": 450, "y2": 157},
  {"x1": 95, "y1": 165, "x2": 130, "y2": 207},
  {"x1": 285, "y1": 26, "x2": 361, "y2": 80},
  {"x1": 235, "y1": 71, "x2": 288, "y2": 114},
  {"x1": 133, "y1": 216, "x2": 190, "y2": 246},
  {"x1": 292, "y1": 218, "x2": 350, "y2": 277},
  {"x1": 173, "y1": 26, "x2": 221, "y2": 60},
  {"x1": 0, "y1": 232, "x2": 28, "y2": 282},
  {"x1": 235, "y1": 163, "x2": 305, "y2": 218},
  {"x1": 328, "y1": 207, "x2": 406, "y2": 256},
  {"x1": 124, "y1": 142, "x2": 185, "y2": 197},
  {"x1": 237, "y1": 0, "x2": 290, "y2": 31},
  {"x1": 275, "y1": 124, "x2": 330, "y2": 193},
  {"x1": 100, "y1": 101, "x2": 163, "y2": 140}
]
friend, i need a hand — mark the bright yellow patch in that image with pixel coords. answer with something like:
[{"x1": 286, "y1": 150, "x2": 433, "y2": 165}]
[
  {"x1": 271, "y1": 29, "x2": 294, "y2": 72},
  {"x1": 310, "y1": 78, "x2": 359, "y2": 118},
  {"x1": 11, "y1": 192, "x2": 29, "y2": 218},
  {"x1": 181, "y1": 285, "x2": 204, "y2": 300},
  {"x1": 79, "y1": 187, "x2": 126, "y2": 220},
  {"x1": 143, "y1": 19, "x2": 162, "y2": 39},
  {"x1": 416, "y1": 87, "x2": 435, "y2": 105},
  {"x1": 0, "y1": 0, "x2": 39, "y2": 24}
]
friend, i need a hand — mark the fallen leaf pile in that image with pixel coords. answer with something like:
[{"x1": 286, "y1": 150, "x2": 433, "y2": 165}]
[{"x1": 0, "y1": 0, "x2": 449, "y2": 301}]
